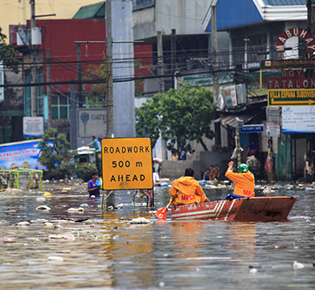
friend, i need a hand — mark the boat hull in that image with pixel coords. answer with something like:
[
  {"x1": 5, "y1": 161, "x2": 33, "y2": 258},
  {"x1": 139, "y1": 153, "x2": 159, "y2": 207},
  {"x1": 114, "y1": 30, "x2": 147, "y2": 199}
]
[{"x1": 170, "y1": 196, "x2": 296, "y2": 222}]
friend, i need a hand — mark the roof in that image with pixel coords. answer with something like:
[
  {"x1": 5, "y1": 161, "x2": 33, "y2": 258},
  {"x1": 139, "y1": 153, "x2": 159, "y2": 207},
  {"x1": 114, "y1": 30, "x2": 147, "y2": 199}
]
[
  {"x1": 73, "y1": 2, "x2": 105, "y2": 19},
  {"x1": 214, "y1": 112, "x2": 261, "y2": 128},
  {"x1": 262, "y1": 0, "x2": 306, "y2": 5},
  {"x1": 203, "y1": 0, "x2": 307, "y2": 32}
]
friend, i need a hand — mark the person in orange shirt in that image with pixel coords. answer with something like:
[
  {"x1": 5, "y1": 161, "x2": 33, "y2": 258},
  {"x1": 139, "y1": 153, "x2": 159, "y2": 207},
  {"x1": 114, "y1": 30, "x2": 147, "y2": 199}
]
[
  {"x1": 225, "y1": 161, "x2": 255, "y2": 199},
  {"x1": 169, "y1": 168, "x2": 210, "y2": 205}
]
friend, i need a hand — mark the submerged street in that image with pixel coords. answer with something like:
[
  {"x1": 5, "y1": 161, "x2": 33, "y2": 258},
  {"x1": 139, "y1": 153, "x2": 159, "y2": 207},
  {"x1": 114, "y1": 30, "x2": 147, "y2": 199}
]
[{"x1": 0, "y1": 183, "x2": 314, "y2": 289}]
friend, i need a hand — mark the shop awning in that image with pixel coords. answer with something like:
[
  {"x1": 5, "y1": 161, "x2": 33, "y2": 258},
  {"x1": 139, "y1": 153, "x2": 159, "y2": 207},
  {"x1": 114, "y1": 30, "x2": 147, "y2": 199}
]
[{"x1": 214, "y1": 112, "x2": 261, "y2": 128}]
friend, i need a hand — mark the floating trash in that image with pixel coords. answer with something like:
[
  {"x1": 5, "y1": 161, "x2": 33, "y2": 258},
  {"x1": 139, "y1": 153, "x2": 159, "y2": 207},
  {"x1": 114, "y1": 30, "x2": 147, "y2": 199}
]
[
  {"x1": 43, "y1": 192, "x2": 51, "y2": 196},
  {"x1": 293, "y1": 261, "x2": 304, "y2": 269},
  {"x1": 44, "y1": 222, "x2": 54, "y2": 228},
  {"x1": 48, "y1": 256, "x2": 64, "y2": 262},
  {"x1": 36, "y1": 197, "x2": 46, "y2": 202},
  {"x1": 67, "y1": 207, "x2": 84, "y2": 212},
  {"x1": 1, "y1": 237, "x2": 16, "y2": 243},
  {"x1": 129, "y1": 217, "x2": 151, "y2": 224},
  {"x1": 5, "y1": 188, "x2": 22, "y2": 194},
  {"x1": 17, "y1": 221, "x2": 30, "y2": 227},
  {"x1": 36, "y1": 205, "x2": 51, "y2": 211}
]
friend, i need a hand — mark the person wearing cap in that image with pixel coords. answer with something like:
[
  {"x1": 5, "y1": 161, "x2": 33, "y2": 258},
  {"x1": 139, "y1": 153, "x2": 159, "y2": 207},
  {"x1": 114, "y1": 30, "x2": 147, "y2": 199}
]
[{"x1": 225, "y1": 161, "x2": 255, "y2": 199}]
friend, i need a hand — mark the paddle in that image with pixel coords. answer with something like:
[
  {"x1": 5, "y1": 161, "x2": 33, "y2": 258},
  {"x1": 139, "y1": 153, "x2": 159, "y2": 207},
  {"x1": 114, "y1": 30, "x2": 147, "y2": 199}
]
[{"x1": 155, "y1": 199, "x2": 173, "y2": 220}]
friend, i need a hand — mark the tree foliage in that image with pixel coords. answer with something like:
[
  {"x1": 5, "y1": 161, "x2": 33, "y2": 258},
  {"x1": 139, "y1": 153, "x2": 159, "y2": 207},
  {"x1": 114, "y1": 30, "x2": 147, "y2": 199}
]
[
  {"x1": 84, "y1": 56, "x2": 108, "y2": 108},
  {"x1": 0, "y1": 28, "x2": 20, "y2": 74},
  {"x1": 83, "y1": 57, "x2": 143, "y2": 107},
  {"x1": 136, "y1": 83, "x2": 216, "y2": 154},
  {"x1": 38, "y1": 128, "x2": 75, "y2": 180}
]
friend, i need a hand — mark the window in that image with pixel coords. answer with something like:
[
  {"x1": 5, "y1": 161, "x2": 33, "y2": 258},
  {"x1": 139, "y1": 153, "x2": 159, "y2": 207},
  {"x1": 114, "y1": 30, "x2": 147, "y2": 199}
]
[{"x1": 52, "y1": 94, "x2": 70, "y2": 119}]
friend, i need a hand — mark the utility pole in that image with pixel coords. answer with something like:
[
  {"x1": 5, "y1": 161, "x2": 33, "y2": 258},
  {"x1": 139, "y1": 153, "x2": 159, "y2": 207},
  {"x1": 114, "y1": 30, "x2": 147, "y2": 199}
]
[
  {"x1": 211, "y1": 2, "x2": 218, "y2": 105},
  {"x1": 307, "y1": 0, "x2": 315, "y2": 37},
  {"x1": 30, "y1": 0, "x2": 37, "y2": 117},
  {"x1": 46, "y1": 49, "x2": 52, "y2": 128},
  {"x1": 157, "y1": 30, "x2": 167, "y2": 160},
  {"x1": 157, "y1": 31, "x2": 165, "y2": 93},
  {"x1": 106, "y1": 0, "x2": 113, "y2": 138},
  {"x1": 244, "y1": 38, "x2": 250, "y2": 70},
  {"x1": 171, "y1": 29, "x2": 176, "y2": 88},
  {"x1": 76, "y1": 43, "x2": 82, "y2": 107}
]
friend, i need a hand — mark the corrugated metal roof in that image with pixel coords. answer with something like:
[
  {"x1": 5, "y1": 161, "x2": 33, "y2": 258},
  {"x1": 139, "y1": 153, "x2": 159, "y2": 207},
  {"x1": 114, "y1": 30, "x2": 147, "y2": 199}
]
[
  {"x1": 73, "y1": 2, "x2": 105, "y2": 19},
  {"x1": 214, "y1": 112, "x2": 260, "y2": 128},
  {"x1": 262, "y1": 0, "x2": 306, "y2": 5}
]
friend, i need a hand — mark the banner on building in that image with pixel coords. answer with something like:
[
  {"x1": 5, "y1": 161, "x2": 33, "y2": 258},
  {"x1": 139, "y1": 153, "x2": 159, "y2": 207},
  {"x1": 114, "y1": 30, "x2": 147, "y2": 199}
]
[
  {"x1": 282, "y1": 106, "x2": 315, "y2": 133},
  {"x1": 0, "y1": 140, "x2": 45, "y2": 170}
]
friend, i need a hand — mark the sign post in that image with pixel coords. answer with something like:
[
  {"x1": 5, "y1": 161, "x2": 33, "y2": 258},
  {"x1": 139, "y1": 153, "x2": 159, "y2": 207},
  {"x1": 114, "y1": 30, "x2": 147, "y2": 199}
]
[
  {"x1": 101, "y1": 137, "x2": 153, "y2": 190},
  {"x1": 268, "y1": 89, "x2": 315, "y2": 106},
  {"x1": 240, "y1": 124, "x2": 264, "y2": 133}
]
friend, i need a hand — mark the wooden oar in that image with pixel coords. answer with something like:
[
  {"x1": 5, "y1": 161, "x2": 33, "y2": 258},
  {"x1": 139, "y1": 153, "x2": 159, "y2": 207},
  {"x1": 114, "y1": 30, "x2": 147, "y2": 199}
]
[{"x1": 155, "y1": 199, "x2": 173, "y2": 220}]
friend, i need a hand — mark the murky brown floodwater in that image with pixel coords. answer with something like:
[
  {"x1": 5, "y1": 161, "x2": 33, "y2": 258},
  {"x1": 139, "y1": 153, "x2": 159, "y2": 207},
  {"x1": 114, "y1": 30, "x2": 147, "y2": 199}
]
[{"x1": 0, "y1": 183, "x2": 314, "y2": 290}]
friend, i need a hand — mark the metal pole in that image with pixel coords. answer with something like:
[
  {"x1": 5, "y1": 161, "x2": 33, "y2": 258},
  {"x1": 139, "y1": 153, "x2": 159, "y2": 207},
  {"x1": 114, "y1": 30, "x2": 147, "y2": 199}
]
[
  {"x1": 171, "y1": 29, "x2": 176, "y2": 88},
  {"x1": 31, "y1": 0, "x2": 37, "y2": 117},
  {"x1": 106, "y1": 0, "x2": 114, "y2": 138},
  {"x1": 244, "y1": 38, "x2": 249, "y2": 71},
  {"x1": 157, "y1": 31, "x2": 164, "y2": 93},
  {"x1": 46, "y1": 49, "x2": 52, "y2": 128},
  {"x1": 76, "y1": 43, "x2": 82, "y2": 107},
  {"x1": 70, "y1": 84, "x2": 77, "y2": 150},
  {"x1": 236, "y1": 129, "x2": 241, "y2": 166},
  {"x1": 211, "y1": 4, "x2": 218, "y2": 105}
]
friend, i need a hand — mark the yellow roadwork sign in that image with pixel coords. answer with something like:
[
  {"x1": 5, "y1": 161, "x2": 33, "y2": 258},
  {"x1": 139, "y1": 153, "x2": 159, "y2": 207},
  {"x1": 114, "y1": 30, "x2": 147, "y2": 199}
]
[
  {"x1": 101, "y1": 137, "x2": 153, "y2": 190},
  {"x1": 268, "y1": 89, "x2": 315, "y2": 106}
]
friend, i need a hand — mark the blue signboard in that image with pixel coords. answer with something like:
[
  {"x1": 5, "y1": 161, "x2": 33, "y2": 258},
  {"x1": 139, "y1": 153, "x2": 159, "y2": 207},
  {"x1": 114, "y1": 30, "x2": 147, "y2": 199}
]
[{"x1": 240, "y1": 124, "x2": 264, "y2": 133}]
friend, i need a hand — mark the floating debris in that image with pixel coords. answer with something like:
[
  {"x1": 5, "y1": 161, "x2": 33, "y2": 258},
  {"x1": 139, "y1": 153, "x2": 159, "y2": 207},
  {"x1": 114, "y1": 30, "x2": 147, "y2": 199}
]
[
  {"x1": 5, "y1": 188, "x2": 23, "y2": 194},
  {"x1": 43, "y1": 192, "x2": 51, "y2": 196},
  {"x1": 48, "y1": 256, "x2": 64, "y2": 262},
  {"x1": 67, "y1": 207, "x2": 84, "y2": 212},
  {"x1": 36, "y1": 197, "x2": 46, "y2": 202},
  {"x1": 44, "y1": 222, "x2": 54, "y2": 228},
  {"x1": 17, "y1": 221, "x2": 30, "y2": 227},
  {"x1": 129, "y1": 217, "x2": 151, "y2": 224},
  {"x1": 293, "y1": 261, "x2": 304, "y2": 269},
  {"x1": 36, "y1": 205, "x2": 51, "y2": 211},
  {"x1": 1, "y1": 237, "x2": 17, "y2": 243}
]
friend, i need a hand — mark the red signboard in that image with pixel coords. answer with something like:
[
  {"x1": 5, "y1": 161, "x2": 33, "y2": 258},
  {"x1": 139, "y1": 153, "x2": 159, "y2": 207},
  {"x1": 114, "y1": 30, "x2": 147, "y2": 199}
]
[{"x1": 276, "y1": 28, "x2": 315, "y2": 52}]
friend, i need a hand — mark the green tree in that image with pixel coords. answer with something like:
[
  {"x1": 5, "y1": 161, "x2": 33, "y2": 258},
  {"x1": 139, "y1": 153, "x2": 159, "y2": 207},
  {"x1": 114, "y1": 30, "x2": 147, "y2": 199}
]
[
  {"x1": 83, "y1": 58, "x2": 143, "y2": 107},
  {"x1": 83, "y1": 56, "x2": 108, "y2": 108},
  {"x1": 38, "y1": 128, "x2": 75, "y2": 180},
  {"x1": 0, "y1": 28, "x2": 19, "y2": 74},
  {"x1": 136, "y1": 83, "x2": 216, "y2": 154}
]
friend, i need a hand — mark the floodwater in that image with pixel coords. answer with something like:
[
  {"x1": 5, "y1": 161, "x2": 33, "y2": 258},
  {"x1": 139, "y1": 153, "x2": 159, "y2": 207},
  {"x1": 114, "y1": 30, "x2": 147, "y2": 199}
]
[{"x1": 0, "y1": 183, "x2": 314, "y2": 290}]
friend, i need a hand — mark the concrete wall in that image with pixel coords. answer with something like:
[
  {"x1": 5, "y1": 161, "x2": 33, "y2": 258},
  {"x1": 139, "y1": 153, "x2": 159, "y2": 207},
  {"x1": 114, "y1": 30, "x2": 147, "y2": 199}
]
[
  {"x1": 200, "y1": 151, "x2": 232, "y2": 180},
  {"x1": 133, "y1": 0, "x2": 209, "y2": 40},
  {"x1": 0, "y1": 0, "x2": 99, "y2": 40},
  {"x1": 161, "y1": 160, "x2": 201, "y2": 180},
  {"x1": 161, "y1": 150, "x2": 232, "y2": 180}
]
